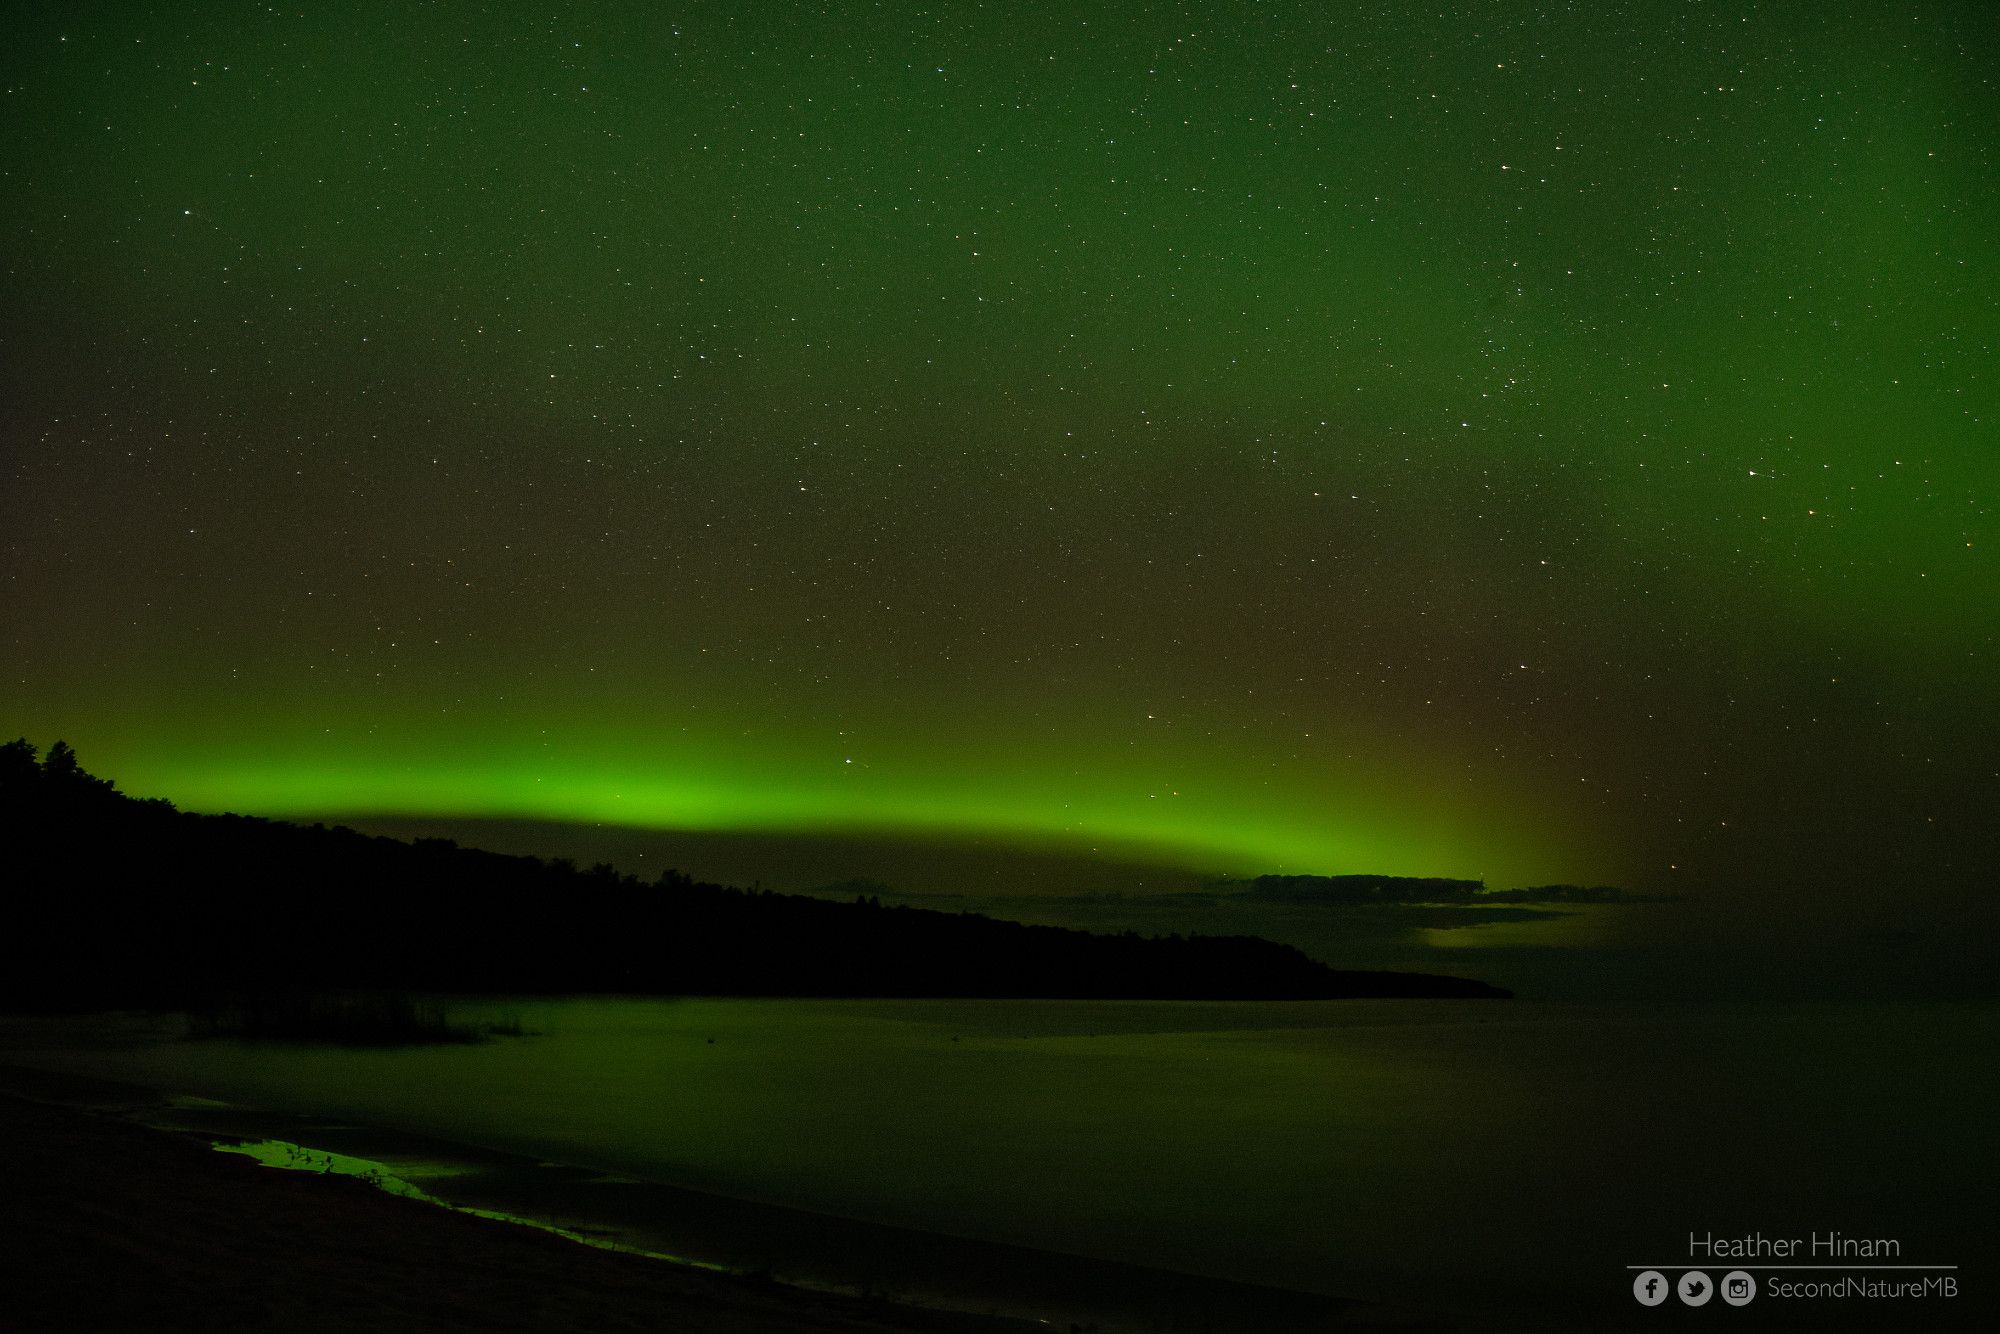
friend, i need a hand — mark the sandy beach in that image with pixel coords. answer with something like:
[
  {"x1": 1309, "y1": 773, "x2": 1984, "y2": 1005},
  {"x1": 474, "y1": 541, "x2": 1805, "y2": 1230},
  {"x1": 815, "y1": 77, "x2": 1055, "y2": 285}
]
[
  {"x1": 1, "y1": 1059, "x2": 1450, "y2": 1334},
  {"x1": 0, "y1": 1081, "x2": 1041, "y2": 1334}
]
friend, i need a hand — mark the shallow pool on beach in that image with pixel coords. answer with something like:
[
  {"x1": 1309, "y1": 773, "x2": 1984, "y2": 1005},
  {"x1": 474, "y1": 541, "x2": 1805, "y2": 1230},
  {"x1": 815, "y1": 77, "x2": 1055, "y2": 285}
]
[{"x1": 3, "y1": 997, "x2": 1990, "y2": 1329}]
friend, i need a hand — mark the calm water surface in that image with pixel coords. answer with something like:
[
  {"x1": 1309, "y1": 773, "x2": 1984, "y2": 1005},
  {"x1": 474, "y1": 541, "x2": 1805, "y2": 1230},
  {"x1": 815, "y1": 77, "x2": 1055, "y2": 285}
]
[{"x1": 4, "y1": 999, "x2": 1990, "y2": 1328}]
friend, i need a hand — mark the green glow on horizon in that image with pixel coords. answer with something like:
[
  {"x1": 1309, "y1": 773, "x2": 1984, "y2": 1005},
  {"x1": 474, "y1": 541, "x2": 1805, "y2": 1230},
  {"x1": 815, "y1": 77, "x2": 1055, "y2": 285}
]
[
  {"x1": 103, "y1": 724, "x2": 1592, "y2": 887},
  {"x1": 3, "y1": 1, "x2": 1993, "y2": 910}
]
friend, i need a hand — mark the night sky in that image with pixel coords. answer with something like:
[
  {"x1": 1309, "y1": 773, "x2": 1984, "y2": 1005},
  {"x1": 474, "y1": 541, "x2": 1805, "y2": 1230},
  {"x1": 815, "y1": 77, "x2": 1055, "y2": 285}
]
[{"x1": 4, "y1": 3, "x2": 1994, "y2": 932}]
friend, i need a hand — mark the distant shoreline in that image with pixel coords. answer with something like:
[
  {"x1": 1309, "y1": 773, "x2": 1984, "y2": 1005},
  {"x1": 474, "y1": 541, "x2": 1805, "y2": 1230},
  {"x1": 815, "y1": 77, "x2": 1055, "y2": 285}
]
[{"x1": 4, "y1": 743, "x2": 1513, "y2": 1007}]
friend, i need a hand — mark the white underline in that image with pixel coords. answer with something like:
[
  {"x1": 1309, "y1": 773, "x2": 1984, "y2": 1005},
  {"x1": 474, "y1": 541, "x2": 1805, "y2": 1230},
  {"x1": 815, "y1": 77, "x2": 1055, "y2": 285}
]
[{"x1": 1626, "y1": 1265, "x2": 1957, "y2": 1271}]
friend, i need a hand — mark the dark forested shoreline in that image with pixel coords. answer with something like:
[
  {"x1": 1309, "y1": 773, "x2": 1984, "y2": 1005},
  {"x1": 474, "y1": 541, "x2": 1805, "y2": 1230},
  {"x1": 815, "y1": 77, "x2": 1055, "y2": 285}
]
[{"x1": 1, "y1": 740, "x2": 1509, "y2": 1008}]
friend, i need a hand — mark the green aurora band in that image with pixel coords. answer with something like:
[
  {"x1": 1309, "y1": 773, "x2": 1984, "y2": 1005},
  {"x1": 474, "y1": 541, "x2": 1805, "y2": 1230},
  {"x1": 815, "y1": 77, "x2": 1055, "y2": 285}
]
[{"x1": 3, "y1": 1, "x2": 1993, "y2": 904}]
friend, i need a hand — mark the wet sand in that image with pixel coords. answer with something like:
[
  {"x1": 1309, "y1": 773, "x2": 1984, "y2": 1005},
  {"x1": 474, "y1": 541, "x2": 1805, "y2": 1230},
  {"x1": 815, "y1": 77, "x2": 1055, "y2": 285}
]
[
  {"x1": 0, "y1": 1077, "x2": 1034, "y2": 1334},
  {"x1": 0, "y1": 1066, "x2": 1435, "y2": 1333}
]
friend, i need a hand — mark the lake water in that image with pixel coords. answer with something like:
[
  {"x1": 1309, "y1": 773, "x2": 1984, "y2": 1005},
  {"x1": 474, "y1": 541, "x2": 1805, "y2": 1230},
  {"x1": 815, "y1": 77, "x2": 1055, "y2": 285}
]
[{"x1": 3, "y1": 998, "x2": 1990, "y2": 1330}]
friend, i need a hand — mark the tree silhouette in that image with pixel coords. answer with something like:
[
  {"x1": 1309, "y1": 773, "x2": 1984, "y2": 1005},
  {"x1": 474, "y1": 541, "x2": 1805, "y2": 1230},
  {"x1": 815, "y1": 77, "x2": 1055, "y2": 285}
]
[
  {"x1": 42, "y1": 740, "x2": 80, "y2": 778},
  {"x1": 0, "y1": 741, "x2": 1512, "y2": 1010},
  {"x1": 0, "y1": 738, "x2": 37, "y2": 786}
]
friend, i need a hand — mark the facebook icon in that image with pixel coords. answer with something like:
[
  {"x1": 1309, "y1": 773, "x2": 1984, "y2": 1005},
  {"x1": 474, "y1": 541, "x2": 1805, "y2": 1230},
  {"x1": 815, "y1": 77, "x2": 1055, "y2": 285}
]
[{"x1": 1633, "y1": 1270, "x2": 1669, "y2": 1306}]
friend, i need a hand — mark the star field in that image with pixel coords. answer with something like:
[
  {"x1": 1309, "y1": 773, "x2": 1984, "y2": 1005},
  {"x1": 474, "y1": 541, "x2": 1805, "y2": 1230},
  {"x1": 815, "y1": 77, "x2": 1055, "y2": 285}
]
[{"x1": 3, "y1": 1, "x2": 1994, "y2": 919}]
